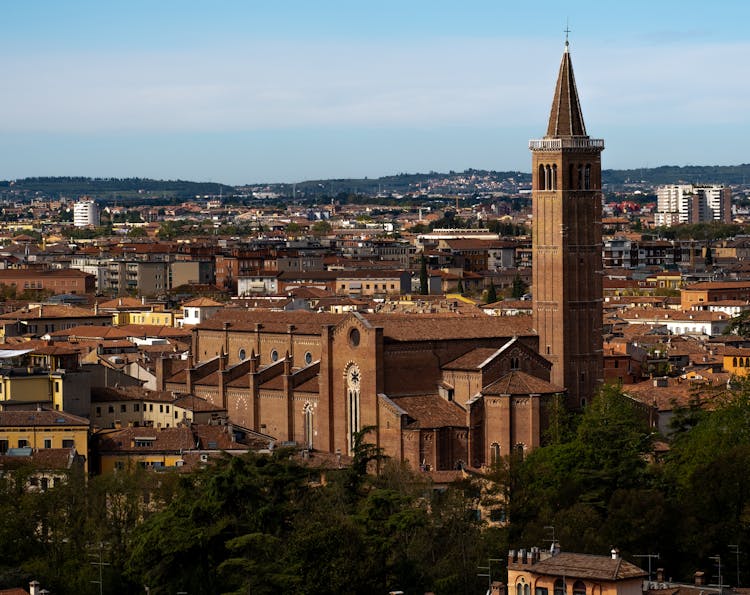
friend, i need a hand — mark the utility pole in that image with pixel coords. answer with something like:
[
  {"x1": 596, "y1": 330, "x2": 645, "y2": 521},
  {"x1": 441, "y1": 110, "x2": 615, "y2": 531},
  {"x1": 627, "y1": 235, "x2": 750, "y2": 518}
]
[
  {"x1": 729, "y1": 545, "x2": 741, "y2": 586},
  {"x1": 89, "y1": 542, "x2": 111, "y2": 595},
  {"x1": 634, "y1": 554, "x2": 660, "y2": 581},
  {"x1": 709, "y1": 554, "x2": 724, "y2": 588},
  {"x1": 477, "y1": 557, "x2": 502, "y2": 592}
]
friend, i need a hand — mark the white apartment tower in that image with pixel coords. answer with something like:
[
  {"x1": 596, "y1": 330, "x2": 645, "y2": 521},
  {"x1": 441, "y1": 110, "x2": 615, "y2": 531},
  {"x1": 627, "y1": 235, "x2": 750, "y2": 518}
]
[
  {"x1": 73, "y1": 199, "x2": 100, "y2": 227},
  {"x1": 655, "y1": 184, "x2": 731, "y2": 227}
]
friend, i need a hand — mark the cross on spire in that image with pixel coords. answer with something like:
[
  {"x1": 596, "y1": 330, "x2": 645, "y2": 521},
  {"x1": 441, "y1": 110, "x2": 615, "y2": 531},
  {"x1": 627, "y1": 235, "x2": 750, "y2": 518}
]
[{"x1": 564, "y1": 20, "x2": 571, "y2": 49}]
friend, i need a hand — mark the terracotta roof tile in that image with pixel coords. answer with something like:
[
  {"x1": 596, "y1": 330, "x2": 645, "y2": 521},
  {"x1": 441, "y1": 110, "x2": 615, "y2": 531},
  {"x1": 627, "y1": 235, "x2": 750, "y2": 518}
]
[
  {"x1": 483, "y1": 371, "x2": 564, "y2": 396},
  {"x1": 511, "y1": 552, "x2": 646, "y2": 581},
  {"x1": 390, "y1": 395, "x2": 466, "y2": 429}
]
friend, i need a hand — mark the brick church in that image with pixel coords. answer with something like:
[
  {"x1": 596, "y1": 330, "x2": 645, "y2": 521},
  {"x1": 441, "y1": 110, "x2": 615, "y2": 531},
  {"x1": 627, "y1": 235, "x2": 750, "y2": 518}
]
[{"x1": 158, "y1": 41, "x2": 603, "y2": 471}]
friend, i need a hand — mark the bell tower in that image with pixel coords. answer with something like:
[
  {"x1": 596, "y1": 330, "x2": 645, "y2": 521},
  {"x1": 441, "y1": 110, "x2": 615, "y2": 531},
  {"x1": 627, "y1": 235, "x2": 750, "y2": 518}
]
[{"x1": 530, "y1": 40, "x2": 604, "y2": 407}]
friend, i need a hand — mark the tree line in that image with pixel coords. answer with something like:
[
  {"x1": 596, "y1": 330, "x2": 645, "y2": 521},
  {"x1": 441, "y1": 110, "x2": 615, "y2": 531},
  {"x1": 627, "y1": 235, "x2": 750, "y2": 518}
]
[{"x1": 3, "y1": 381, "x2": 750, "y2": 593}]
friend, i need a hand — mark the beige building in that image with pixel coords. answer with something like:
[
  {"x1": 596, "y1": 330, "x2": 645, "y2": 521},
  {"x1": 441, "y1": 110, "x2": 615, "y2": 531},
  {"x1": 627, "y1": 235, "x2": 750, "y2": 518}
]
[{"x1": 508, "y1": 548, "x2": 647, "y2": 595}]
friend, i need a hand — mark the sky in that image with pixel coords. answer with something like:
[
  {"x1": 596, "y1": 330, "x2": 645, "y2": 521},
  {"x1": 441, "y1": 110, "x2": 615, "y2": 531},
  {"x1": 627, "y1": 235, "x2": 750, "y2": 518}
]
[{"x1": 0, "y1": 0, "x2": 748, "y2": 185}]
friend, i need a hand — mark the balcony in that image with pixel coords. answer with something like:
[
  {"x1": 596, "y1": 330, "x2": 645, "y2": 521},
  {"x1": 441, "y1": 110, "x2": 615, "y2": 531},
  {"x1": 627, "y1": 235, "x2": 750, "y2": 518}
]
[{"x1": 529, "y1": 138, "x2": 605, "y2": 151}]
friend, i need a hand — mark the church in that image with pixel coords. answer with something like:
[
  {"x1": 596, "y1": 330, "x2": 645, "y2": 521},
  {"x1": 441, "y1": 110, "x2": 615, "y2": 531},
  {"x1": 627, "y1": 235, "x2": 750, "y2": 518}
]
[{"x1": 157, "y1": 41, "x2": 603, "y2": 472}]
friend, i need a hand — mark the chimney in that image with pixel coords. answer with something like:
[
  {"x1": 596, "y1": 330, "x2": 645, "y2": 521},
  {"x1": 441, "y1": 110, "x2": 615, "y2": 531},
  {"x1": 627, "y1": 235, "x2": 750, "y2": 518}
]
[
  {"x1": 508, "y1": 549, "x2": 517, "y2": 564},
  {"x1": 656, "y1": 568, "x2": 665, "y2": 583},
  {"x1": 611, "y1": 547, "x2": 620, "y2": 560},
  {"x1": 694, "y1": 571, "x2": 705, "y2": 586},
  {"x1": 550, "y1": 542, "x2": 560, "y2": 556},
  {"x1": 29, "y1": 581, "x2": 41, "y2": 595}
]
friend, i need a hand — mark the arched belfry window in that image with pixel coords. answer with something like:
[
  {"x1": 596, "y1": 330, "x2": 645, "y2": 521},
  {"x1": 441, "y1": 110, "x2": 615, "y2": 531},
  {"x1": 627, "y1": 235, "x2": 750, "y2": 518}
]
[
  {"x1": 303, "y1": 402, "x2": 314, "y2": 449},
  {"x1": 346, "y1": 364, "x2": 361, "y2": 453},
  {"x1": 584, "y1": 164, "x2": 591, "y2": 190},
  {"x1": 551, "y1": 164, "x2": 557, "y2": 190},
  {"x1": 573, "y1": 581, "x2": 586, "y2": 595},
  {"x1": 577, "y1": 165, "x2": 584, "y2": 190},
  {"x1": 538, "y1": 164, "x2": 545, "y2": 190}
]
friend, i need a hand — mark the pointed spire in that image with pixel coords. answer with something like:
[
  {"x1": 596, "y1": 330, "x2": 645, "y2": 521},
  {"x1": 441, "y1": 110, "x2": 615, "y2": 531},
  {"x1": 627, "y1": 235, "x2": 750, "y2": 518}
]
[{"x1": 546, "y1": 42, "x2": 587, "y2": 138}]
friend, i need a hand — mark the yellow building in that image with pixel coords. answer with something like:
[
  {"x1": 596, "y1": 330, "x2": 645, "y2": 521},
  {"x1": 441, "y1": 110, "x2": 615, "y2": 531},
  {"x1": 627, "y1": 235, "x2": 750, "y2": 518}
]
[
  {"x1": 723, "y1": 348, "x2": 750, "y2": 377},
  {"x1": 0, "y1": 410, "x2": 90, "y2": 472},
  {"x1": 92, "y1": 424, "x2": 260, "y2": 474},
  {"x1": 508, "y1": 548, "x2": 647, "y2": 595},
  {"x1": 97, "y1": 297, "x2": 175, "y2": 327}
]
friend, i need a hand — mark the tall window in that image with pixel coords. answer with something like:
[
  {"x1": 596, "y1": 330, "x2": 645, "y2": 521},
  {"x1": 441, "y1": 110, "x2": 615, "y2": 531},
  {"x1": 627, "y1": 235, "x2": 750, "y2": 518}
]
[
  {"x1": 303, "y1": 403, "x2": 314, "y2": 449},
  {"x1": 554, "y1": 579, "x2": 565, "y2": 595},
  {"x1": 573, "y1": 581, "x2": 586, "y2": 595},
  {"x1": 490, "y1": 443, "x2": 500, "y2": 465},
  {"x1": 346, "y1": 364, "x2": 361, "y2": 453}
]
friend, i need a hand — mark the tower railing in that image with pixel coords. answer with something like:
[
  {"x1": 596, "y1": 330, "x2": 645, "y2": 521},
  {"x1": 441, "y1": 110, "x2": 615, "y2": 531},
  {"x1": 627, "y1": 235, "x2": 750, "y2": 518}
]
[{"x1": 529, "y1": 138, "x2": 604, "y2": 150}]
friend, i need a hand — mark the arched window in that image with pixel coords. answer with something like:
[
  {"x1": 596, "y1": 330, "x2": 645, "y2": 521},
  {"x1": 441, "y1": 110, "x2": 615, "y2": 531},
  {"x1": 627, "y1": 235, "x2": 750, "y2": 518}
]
[
  {"x1": 346, "y1": 364, "x2": 361, "y2": 453},
  {"x1": 573, "y1": 581, "x2": 586, "y2": 595},
  {"x1": 746, "y1": 357, "x2": 750, "y2": 367},
  {"x1": 584, "y1": 164, "x2": 591, "y2": 190},
  {"x1": 734, "y1": 356, "x2": 738, "y2": 367},
  {"x1": 568, "y1": 164, "x2": 574, "y2": 189},
  {"x1": 303, "y1": 403, "x2": 314, "y2": 449},
  {"x1": 538, "y1": 164, "x2": 545, "y2": 190},
  {"x1": 554, "y1": 579, "x2": 565, "y2": 595},
  {"x1": 490, "y1": 443, "x2": 500, "y2": 465},
  {"x1": 552, "y1": 164, "x2": 557, "y2": 190},
  {"x1": 525, "y1": 585, "x2": 530, "y2": 595},
  {"x1": 517, "y1": 585, "x2": 523, "y2": 595},
  {"x1": 511, "y1": 356, "x2": 520, "y2": 370},
  {"x1": 238, "y1": 348, "x2": 246, "y2": 361}
]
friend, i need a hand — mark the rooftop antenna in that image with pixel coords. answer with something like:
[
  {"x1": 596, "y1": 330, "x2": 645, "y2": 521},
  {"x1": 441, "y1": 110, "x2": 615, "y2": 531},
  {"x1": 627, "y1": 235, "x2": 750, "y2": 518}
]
[{"x1": 634, "y1": 554, "x2": 660, "y2": 582}]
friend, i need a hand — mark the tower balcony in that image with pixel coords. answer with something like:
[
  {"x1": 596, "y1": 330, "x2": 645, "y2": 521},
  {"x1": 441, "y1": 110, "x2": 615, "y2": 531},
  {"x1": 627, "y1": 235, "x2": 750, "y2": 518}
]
[{"x1": 529, "y1": 137, "x2": 604, "y2": 151}]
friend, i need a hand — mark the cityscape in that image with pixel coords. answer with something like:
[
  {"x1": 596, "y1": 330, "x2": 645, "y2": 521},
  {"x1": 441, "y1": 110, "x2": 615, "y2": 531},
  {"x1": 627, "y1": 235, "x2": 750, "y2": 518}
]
[{"x1": 2, "y1": 2, "x2": 750, "y2": 595}]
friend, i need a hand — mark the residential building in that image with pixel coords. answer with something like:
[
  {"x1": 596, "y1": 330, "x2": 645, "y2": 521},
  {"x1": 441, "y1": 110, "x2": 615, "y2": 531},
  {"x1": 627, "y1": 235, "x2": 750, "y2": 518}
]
[
  {"x1": 507, "y1": 547, "x2": 647, "y2": 595},
  {"x1": 73, "y1": 199, "x2": 100, "y2": 227},
  {"x1": 0, "y1": 410, "x2": 90, "y2": 473},
  {"x1": 654, "y1": 184, "x2": 732, "y2": 227}
]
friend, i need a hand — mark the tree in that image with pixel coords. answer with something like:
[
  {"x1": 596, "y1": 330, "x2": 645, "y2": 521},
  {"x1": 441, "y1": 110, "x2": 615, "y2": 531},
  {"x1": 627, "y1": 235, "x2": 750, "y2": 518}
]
[
  {"x1": 456, "y1": 278, "x2": 464, "y2": 294},
  {"x1": 485, "y1": 282, "x2": 497, "y2": 304},
  {"x1": 511, "y1": 274, "x2": 528, "y2": 299},
  {"x1": 419, "y1": 254, "x2": 428, "y2": 295},
  {"x1": 311, "y1": 220, "x2": 332, "y2": 237}
]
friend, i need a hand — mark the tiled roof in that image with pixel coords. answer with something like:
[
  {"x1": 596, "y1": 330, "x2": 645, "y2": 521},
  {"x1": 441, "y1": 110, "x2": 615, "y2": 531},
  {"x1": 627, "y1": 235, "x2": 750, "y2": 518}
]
[
  {"x1": 443, "y1": 348, "x2": 502, "y2": 370},
  {"x1": 48, "y1": 325, "x2": 126, "y2": 339},
  {"x1": 390, "y1": 395, "x2": 466, "y2": 429},
  {"x1": 0, "y1": 410, "x2": 89, "y2": 427},
  {"x1": 182, "y1": 297, "x2": 224, "y2": 307},
  {"x1": 91, "y1": 386, "x2": 176, "y2": 403},
  {"x1": 0, "y1": 304, "x2": 105, "y2": 320},
  {"x1": 483, "y1": 371, "x2": 564, "y2": 396},
  {"x1": 513, "y1": 552, "x2": 646, "y2": 581}
]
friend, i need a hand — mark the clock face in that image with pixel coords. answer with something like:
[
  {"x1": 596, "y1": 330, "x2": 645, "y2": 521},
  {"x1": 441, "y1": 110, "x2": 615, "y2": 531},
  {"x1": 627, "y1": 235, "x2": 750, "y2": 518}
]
[{"x1": 347, "y1": 367, "x2": 360, "y2": 388}]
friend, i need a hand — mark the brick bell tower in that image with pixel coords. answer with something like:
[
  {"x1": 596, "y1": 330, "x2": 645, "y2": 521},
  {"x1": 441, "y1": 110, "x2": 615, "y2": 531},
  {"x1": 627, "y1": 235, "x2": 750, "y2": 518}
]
[{"x1": 530, "y1": 39, "x2": 604, "y2": 408}]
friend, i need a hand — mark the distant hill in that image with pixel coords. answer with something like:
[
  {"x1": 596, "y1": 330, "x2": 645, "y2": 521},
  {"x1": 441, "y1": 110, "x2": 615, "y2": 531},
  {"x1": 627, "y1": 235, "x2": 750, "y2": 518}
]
[
  {"x1": 0, "y1": 177, "x2": 234, "y2": 202},
  {"x1": 1, "y1": 165, "x2": 748, "y2": 202},
  {"x1": 602, "y1": 164, "x2": 750, "y2": 186}
]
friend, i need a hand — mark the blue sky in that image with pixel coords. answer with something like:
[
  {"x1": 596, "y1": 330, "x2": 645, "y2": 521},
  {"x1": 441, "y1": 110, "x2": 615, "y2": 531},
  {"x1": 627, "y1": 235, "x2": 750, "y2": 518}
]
[{"x1": 0, "y1": 1, "x2": 748, "y2": 185}]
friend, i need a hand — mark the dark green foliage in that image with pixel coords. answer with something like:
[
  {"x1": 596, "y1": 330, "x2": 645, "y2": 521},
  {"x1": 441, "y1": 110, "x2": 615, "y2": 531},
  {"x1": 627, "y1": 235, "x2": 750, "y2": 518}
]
[
  {"x1": 419, "y1": 253, "x2": 429, "y2": 295},
  {"x1": 511, "y1": 274, "x2": 527, "y2": 299},
  {"x1": 485, "y1": 282, "x2": 497, "y2": 304}
]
